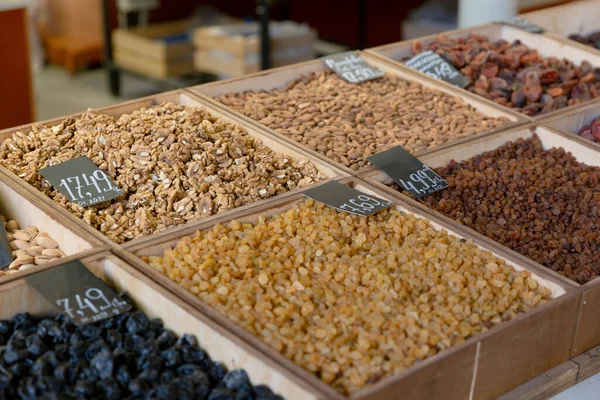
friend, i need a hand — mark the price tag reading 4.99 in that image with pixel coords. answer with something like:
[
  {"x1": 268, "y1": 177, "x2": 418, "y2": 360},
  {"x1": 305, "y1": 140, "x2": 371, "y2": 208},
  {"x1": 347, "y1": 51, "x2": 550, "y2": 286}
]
[
  {"x1": 25, "y1": 259, "x2": 132, "y2": 325},
  {"x1": 368, "y1": 146, "x2": 448, "y2": 198},
  {"x1": 303, "y1": 181, "x2": 394, "y2": 216},
  {"x1": 39, "y1": 156, "x2": 123, "y2": 207}
]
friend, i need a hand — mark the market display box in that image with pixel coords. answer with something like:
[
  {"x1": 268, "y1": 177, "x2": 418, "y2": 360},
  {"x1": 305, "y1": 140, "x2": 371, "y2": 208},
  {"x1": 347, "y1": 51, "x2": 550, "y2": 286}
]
[
  {"x1": 360, "y1": 124, "x2": 600, "y2": 359},
  {"x1": 117, "y1": 177, "x2": 579, "y2": 400},
  {"x1": 0, "y1": 252, "x2": 321, "y2": 399},
  {"x1": 537, "y1": 99, "x2": 600, "y2": 152},
  {"x1": 113, "y1": 20, "x2": 194, "y2": 79},
  {"x1": 365, "y1": 22, "x2": 600, "y2": 120},
  {"x1": 0, "y1": 167, "x2": 105, "y2": 282},
  {"x1": 520, "y1": 0, "x2": 600, "y2": 55},
  {"x1": 193, "y1": 21, "x2": 316, "y2": 77},
  {"x1": 186, "y1": 50, "x2": 527, "y2": 176},
  {"x1": 0, "y1": 90, "x2": 346, "y2": 250}
]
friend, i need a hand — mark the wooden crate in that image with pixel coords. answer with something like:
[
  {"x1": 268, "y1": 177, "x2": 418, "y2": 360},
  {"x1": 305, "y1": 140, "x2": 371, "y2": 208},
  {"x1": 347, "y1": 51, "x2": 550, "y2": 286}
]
[
  {"x1": 359, "y1": 124, "x2": 600, "y2": 359},
  {"x1": 186, "y1": 50, "x2": 527, "y2": 176},
  {"x1": 117, "y1": 177, "x2": 579, "y2": 400},
  {"x1": 520, "y1": 0, "x2": 600, "y2": 55},
  {"x1": 0, "y1": 251, "x2": 322, "y2": 399},
  {"x1": 0, "y1": 90, "x2": 346, "y2": 249},
  {"x1": 0, "y1": 167, "x2": 105, "y2": 282},
  {"x1": 537, "y1": 99, "x2": 600, "y2": 152},
  {"x1": 365, "y1": 22, "x2": 600, "y2": 120},
  {"x1": 113, "y1": 20, "x2": 194, "y2": 79},
  {"x1": 193, "y1": 21, "x2": 316, "y2": 77}
]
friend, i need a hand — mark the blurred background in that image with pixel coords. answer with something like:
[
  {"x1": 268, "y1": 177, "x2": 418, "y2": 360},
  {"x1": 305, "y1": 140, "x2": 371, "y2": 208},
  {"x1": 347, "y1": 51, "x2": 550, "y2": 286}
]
[{"x1": 0, "y1": 0, "x2": 572, "y2": 129}]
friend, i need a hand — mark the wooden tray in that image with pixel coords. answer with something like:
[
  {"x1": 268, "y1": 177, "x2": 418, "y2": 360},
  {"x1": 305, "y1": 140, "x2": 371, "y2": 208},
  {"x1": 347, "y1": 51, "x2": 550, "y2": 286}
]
[
  {"x1": 360, "y1": 124, "x2": 600, "y2": 359},
  {"x1": 520, "y1": 0, "x2": 600, "y2": 56},
  {"x1": 0, "y1": 167, "x2": 105, "y2": 282},
  {"x1": 0, "y1": 251, "x2": 321, "y2": 399},
  {"x1": 185, "y1": 50, "x2": 526, "y2": 176},
  {"x1": 117, "y1": 177, "x2": 578, "y2": 400},
  {"x1": 537, "y1": 99, "x2": 600, "y2": 152},
  {"x1": 0, "y1": 90, "x2": 345, "y2": 249},
  {"x1": 365, "y1": 22, "x2": 600, "y2": 120}
]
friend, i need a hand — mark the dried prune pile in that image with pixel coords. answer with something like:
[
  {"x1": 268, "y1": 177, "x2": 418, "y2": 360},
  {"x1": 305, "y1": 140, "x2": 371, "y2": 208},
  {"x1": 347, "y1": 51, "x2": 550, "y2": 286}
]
[
  {"x1": 0, "y1": 311, "x2": 283, "y2": 400},
  {"x1": 395, "y1": 135, "x2": 600, "y2": 284},
  {"x1": 577, "y1": 115, "x2": 600, "y2": 143}
]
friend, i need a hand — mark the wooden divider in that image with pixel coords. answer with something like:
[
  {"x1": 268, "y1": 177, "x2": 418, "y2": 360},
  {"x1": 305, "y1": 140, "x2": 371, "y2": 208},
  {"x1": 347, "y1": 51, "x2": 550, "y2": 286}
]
[
  {"x1": 0, "y1": 89, "x2": 345, "y2": 250},
  {"x1": 0, "y1": 251, "x2": 323, "y2": 399},
  {"x1": 365, "y1": 22, "x2": 600, "y2": 121},
  {"x1": 115, "y1": 177, "x2": 578, "y2": 399},
  {"x1": 359, "y1": 124, "x2": 600, "y2": 359},
  {"x1": 185, "y1": 50, "x2": 527, "y2": 176}
]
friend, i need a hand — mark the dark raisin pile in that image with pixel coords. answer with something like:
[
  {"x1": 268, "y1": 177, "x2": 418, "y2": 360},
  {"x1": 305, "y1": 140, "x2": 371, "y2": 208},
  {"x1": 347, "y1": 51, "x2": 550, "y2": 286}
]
[
  {"x1": 0, "y1": 311, "x2": 283, "y2": 400},
  {"x1": 391, "y1": 135, "x2": 600, "y2": 284}
]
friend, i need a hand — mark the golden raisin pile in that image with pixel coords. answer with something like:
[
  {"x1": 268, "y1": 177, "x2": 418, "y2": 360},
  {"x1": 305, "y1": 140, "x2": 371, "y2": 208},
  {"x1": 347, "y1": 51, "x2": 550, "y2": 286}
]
[
  {"x1": 146, "y1": 200, "x2": 551, "y2": 394},
  {"x1": 409, "y1": 135, "x2": 600, "y2": 284}
]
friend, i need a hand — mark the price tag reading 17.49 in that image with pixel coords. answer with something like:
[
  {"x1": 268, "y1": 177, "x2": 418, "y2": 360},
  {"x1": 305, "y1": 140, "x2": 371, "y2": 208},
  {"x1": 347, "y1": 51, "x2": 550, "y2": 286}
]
[
  {"x1": 303, "y1": 180, "x2": 394, "y2": 216},
  {"x1": 25, "y1": 259, "x2": 132, "y2": 325},
  {"x1": 39, "y1": 156, "x2": 124, "y2": 207},
  {"x1": 367, "y1": 146, "x2": 448, "y2": 198}
]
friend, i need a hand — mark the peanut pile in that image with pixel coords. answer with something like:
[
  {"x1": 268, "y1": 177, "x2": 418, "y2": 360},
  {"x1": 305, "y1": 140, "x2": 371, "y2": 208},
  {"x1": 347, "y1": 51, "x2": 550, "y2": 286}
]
[
  {"x1": 401, "y1": 135, "x2": 600, "y2": 284},
  {"x1": 409, "y1": 34, "x2": 600, "y2": 116},
  {"x1": 0, "y1": 216, "x2": 64, "y2": 277},
  {"x1": 0, "y1": 103, "x2": 324, "y2": 243},
  {"x1": 146, "y1": 200, "x2": 551, "y2": 394},
  {"x1": 215, "y1": 71, "x2": 510, "y2": 171}
]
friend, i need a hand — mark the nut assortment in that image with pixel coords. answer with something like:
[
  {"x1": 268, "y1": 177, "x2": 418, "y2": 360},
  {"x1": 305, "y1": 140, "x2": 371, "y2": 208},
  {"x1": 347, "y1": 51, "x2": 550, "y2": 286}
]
[
  {"x1": 409, "y1": 34, "x2": 600, "y2": 116},
  {"x1": 577, "y1": 115, "x2": 600, "y2": 143},
  {"x1": 146, "y1": 199, "x2": 552, "y2": 394},
  {"x1": 0, "y1": 216, "x2": 64, "y2": 277},
  {"x1": 0, "y1": 103, "x2": 324, "y2": 244},
  {"x1": 569, "y1": 31, "x2": 600, "y2": 50},
  {"x1": 216, "y1": 70, "x2": 510, "y2": 171},
  {"x1": 0, "y1": 310, "x2": 283, "y2": 399},
  {"x1": 397, "y1": 135, "x2": 600, "y2": 284}
]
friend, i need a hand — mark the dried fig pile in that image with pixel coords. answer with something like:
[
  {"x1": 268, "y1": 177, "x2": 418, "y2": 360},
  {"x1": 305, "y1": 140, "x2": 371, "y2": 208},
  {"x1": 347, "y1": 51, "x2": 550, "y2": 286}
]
[{"x1": 409, "y1": 34, "x2": 600, "y2": 116}]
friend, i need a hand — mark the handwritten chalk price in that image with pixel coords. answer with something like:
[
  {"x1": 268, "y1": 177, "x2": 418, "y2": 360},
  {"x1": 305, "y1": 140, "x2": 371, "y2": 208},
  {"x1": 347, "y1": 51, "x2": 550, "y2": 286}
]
[
  {"x1": 304, "y1": 181, "x2": 394, "y2": 216},
  {"x1": 321, "y1": 51, "x2": 384, "y2": 84},
  {"x1": 57, "y1": 288, "x2": 131, "y2": 324}
]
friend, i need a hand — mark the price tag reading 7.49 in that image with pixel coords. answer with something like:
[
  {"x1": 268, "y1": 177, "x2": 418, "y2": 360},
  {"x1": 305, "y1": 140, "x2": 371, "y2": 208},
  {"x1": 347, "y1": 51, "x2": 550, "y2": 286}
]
[
  {"x1": 303, "y1": 181, "x2": 394, "y2": 216},
  {"x1": 39, "y1": 156, "x2": 124, "y2": 207},
  {"x1": 25, "y1": 259, "x2": 132, "y2": 325},
  {"x1": 368, "y1": 146, "x2": 449, "y2": 198}
]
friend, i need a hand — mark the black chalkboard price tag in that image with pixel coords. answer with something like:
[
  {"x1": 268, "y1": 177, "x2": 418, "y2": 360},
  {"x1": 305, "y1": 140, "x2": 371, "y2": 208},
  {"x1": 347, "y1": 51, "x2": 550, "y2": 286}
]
[
  {"x1": 303, "y1": 181, "x2": 394, "y2": 216},
  {"x1": 499, "y1": 18, "x2": 545, "y2": 34},
  {"x1": 39, "y1": 156, "x2": 124, "y2": 207},
  {"x1": 321, "y1": 51, "x2": 384, "y2": 83},
  {"x1": 0, "y1": 223, "x2": 13, "y2": 269},
  {"x1": 368, "y1": 146, "x2": 448, "y2": 198},
  {"x1": 405, "y1": 51, "x2": 470, "y2": 88},
  {"x1": 25, "y1": 259, "x2": 132, "y2": 325}
]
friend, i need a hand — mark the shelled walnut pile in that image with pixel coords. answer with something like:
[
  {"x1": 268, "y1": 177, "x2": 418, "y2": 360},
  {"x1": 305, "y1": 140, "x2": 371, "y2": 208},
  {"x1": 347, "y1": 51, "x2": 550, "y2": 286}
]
[
  {"x1": 408, "y1": 34, "x2": 600, "y2": 116},
  {"x1": 0, "y1": 103, "x2": 324, "y2": 243},
  {"x1": 215, "y1": 70, "x2": 510, "y2": 171},
  {"x1": 146, "y1": 199, "x2": 552, "y2": 394},
  {"x1": 0, "y1": 215, "x2": 64, "y2": 277},
  {"x1": 395, "y1": 135, "x2": 600, "y2": 284}
]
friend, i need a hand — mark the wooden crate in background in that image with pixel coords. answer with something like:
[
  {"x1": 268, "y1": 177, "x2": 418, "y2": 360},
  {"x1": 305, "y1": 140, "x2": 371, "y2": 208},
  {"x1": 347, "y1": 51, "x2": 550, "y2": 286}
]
[{"x1": 113, "y1": 20, "x2": 194, "y2": 79}]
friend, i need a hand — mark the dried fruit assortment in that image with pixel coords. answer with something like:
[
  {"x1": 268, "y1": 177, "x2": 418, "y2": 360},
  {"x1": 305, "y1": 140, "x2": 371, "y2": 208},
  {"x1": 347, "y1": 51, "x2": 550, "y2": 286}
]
[
  {"x1": 408, "y1": 34, "x2": 600, "y2": 116},
  {"x1": 215, "y1": 70, "x2": 510, "y2": 171},
  {"x1": 569, "y1": 31, "x2": 600, "y2": 50},
  {"x1": 0, "y1": 103, "x2": 323, "y2": 244},
  {"x1": 0, "y1": 216, "x2": 64, "y2": 277},
  {"x1": 396, "y1": 135, "x2": 600, "y2": 284},
  {"x1": 0, "y1": 310, "x2": 282, "y2": 400},
  {"x1": 146, "y1": 199, "x2": 552, "y2": 394},
  {"x1": 577, "y1": 115, "x2": 600, "y2": 143}
]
